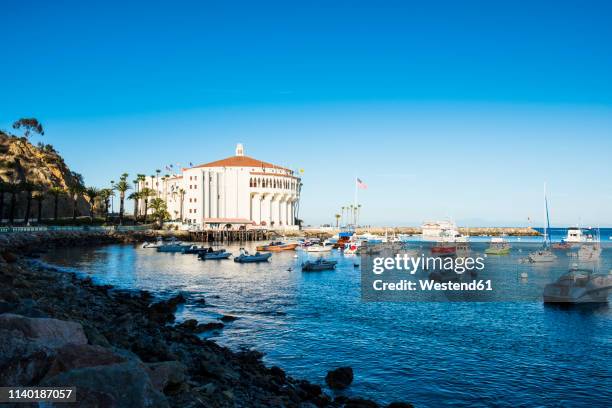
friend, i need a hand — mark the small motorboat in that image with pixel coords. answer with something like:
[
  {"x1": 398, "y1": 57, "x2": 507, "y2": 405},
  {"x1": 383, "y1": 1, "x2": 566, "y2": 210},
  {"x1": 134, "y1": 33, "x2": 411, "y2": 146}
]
[
  {"x1": 157, "y1": 243, "x2": 190, "y2": 253},
  {"x1": 543, "y1": 267, "x2": 612, "y2": 303},
  {"x1": 526, "y1": 248, "x2": 557, "y2": 263},
  {"x1": 552, "y1": 242, "x2": 572, "y2": 250},
  {"x1": 142, "y1": 237, "x2": 164, "y2": 248},
  {"x1": 485, "y1": 238, "x2": 511, "y2": 255},
  {"x1": 302, "y1": 258, "x2": 338, "y2": 271},
  {"x1": 256, "y1": 242, "x2": 298, "y2": 251},
  {"x1": 182, "y1": 245, "x2": 208, "y2": 254},
  {"x1": 199, "y1": 250, "x2": 231, "y2": 260},
  {"x1": 305, "y1": 243, "x2": 333, "y2": 253},
  {"x1": 234, "y1": 248, "x2": 272, "y2": 263},
  {"x1": 431, "y1": 243, "x2": 456, "y2": 256}
]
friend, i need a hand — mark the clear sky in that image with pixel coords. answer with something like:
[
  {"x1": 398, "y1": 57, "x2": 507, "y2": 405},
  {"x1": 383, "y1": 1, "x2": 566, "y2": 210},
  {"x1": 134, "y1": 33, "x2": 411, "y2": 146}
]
[{"x1": 2, "y1": 0, "x2": 612, "y2": 226}]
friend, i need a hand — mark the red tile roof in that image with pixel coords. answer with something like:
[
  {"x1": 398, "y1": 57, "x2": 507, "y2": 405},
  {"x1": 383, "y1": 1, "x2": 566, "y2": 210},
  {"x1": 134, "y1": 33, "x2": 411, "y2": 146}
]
[{"x1": 191, "y1": 155, "x2": 290, "y2": 172}]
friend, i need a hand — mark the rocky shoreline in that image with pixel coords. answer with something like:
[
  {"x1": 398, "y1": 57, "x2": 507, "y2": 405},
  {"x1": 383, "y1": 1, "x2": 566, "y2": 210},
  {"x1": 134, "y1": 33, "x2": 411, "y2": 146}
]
[{"x1": 0, "y1": 231, "x2": 413, "y2": 408}]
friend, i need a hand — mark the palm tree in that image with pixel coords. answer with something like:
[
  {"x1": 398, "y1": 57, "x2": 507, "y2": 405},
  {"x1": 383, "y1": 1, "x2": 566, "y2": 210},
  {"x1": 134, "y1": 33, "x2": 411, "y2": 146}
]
[
  {"x1": 341, "y1": 206, "x2": 345, "y2": 226},
  {"x1": 335, "y1": 213, "x2": 341, "y2": 228},
  {"x1": 139, "y1": 187, "x2": 155, "y2": 224},
  {"x1": 21, "y1": 181, "x2": 36, "y2": 225},
  {"x1": 128, "y1": 191, "x2": 140, "y2": 222},
  {"x1": 114, "y1": 174, "x2": 131, "y2": 225},
  {"x1": 155, "y1": 169, "x2": 161, "y2": 195},
  {"x1": 33, "y1": 189, "x2": 45, "y2": 222},
  {"x1": 99, "y1": 189, "x2": 112, "y2": 222},
  {"x1": 85, "y1": 187, "x2": 100, "y2": 221},
  {"x1": 48, "y1": 187, "x2": 65, "y2": 222},
  {"x1": 68, "y1": 183, "x2": 85, "y2": 222},
  {"x1": 356, "y1": 204, "x2": 362, "y2": 227},
  {"x1": 178, "y1": 188, "x2": 185, "y2": 221},
  {"x1": 149, "y1": 197, "x2": 169, "y2": 226}
]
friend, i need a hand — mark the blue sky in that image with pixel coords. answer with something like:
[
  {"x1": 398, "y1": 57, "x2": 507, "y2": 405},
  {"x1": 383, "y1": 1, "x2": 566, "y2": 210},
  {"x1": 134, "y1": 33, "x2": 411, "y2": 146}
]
[{"x1": 2, "y1": 0, "x2": 612, "y2": 226}]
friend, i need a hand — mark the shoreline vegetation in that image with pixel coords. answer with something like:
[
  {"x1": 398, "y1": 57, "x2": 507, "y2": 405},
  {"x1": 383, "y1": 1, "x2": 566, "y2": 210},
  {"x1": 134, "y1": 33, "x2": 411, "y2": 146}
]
[{"x1": 0, "y1": 230, "x2": 414, "y2": 408}]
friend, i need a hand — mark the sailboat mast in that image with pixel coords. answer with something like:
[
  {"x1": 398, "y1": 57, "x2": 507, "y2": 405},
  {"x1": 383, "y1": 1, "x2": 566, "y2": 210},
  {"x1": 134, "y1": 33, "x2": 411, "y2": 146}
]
[{"x1": 543, "y1": 182, "x2": 551, "y2": 247}]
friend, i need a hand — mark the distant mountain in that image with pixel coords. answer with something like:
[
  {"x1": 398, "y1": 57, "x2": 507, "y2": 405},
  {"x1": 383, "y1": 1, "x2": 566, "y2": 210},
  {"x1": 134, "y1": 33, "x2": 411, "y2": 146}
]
[{"x1": 0, "y1": 131, "x2": 89, "y2": 220}]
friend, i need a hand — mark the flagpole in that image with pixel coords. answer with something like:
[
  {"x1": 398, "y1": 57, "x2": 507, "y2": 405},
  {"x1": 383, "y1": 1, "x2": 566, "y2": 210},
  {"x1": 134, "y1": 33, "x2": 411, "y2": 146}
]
[{"x1": 354, "y1": 176, "x2": 358, "y2": 227}]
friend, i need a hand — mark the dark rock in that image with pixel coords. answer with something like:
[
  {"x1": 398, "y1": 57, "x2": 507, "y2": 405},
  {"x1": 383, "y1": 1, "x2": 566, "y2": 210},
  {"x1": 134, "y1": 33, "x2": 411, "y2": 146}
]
[
  {"x1": 345, "y1": 397, "x2": 379, "y2": 408},
  {"x1": 269, "y1": 365, "x2": 286, "y2": 382},
  {"x1": 387, "y1": 403, "x2": 414, "y2": 408},
  {"x1": 2, "y1": 251, "x2": 18, "y2": 263},
  {"x1": 219, "y1": 314, "x2": 238, "y2": 322},
  {"x1": 325, "y1": 366, "x2": 354, "y2": 390},
  {"x1": 0, "y1": 314, "x2": 88, "y2": 348},
  {"x1": 195, "y1": 322, "x2": 224, "y2": 333},
  {"x1": 44, "y1": 344, "x2": 127, "y2": 379},
  {"x1": 0, "y1": 300, "x2": 16, "y2": 313},
  {"x1": 298, "y1": 380, "x2": 322, "y2": 399},
  {"x1": 42, "y1": 362, "x2": 169, "y2": 408},
  {"x1": 0, "y1": 329, "x2": 55, "y2": 386},
  {"x1": 192, "y1": 297, "x2": 206, "y2": 305},
  {"x1": 177, "y1": 319, "x2": 198, "y2": 331},
  {"x1": 147, "y1": 294, "x2": 186, "y2": 323},
  {"x1": 146, "y1": 361, "x2": 188, "y2": 395}
]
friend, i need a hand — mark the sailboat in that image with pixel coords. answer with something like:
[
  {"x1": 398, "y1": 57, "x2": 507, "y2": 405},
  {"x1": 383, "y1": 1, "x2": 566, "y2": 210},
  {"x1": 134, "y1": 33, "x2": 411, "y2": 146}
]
[{"x1": 527, "y1": 184, "x2": 557, "y2": 263}]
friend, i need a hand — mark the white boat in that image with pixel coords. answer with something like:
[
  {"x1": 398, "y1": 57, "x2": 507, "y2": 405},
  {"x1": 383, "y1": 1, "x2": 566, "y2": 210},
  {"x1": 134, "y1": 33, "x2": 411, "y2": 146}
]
[
  {"x1": 304, "y1": 243, "x2": 333, "y2": 253},
  {"x1": 142, "y1": 237, "x2": 164, "y2": 248},
  {"x1": 421, "y1": 220, "x2": 463, "y2": 241},
  {"x1": 527, "y1": 249, "x2": 557, "y2": 263},
  {"x1": 543, "y1": 267, "x2": 612, "y2": 303},
  {"x1": 564, "y1": 227, "x2": 595, "y2": 243},
  {"x1": 573, "y1": 244, "x2": 602, "y2": 261}
]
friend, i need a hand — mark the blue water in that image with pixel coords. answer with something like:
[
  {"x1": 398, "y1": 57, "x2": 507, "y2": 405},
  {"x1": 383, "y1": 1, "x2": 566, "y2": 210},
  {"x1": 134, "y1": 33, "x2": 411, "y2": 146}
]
[{"x1": 41, "y1": 238, "x2": 612, "y2": 407}]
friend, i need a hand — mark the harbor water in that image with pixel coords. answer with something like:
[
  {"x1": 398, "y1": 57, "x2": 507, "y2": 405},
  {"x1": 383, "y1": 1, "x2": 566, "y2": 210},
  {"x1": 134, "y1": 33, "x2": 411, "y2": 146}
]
[{"x1": 41, "y1": 235, "x2": 612, "y2": 407}]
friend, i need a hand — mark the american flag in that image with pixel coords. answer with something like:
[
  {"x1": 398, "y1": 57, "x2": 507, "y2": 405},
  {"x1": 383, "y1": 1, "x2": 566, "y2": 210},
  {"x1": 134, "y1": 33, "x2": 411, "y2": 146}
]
[{"x1": 356, "y1": 178, "x2": 367, "y2": 189}]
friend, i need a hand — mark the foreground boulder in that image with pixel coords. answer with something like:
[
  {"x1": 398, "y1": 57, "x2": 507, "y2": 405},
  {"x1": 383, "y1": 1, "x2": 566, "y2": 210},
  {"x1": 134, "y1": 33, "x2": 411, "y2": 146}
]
[
  {"x1": 42, "y1": 362, "x2": 168, "y2": 408},
  {"x1": 146, "y1": 361, "x2": 188, "y2": 395},
  {"x1": 0, "y1": 313, "x2": 87, "y2": 348},
  {"x1": 325, "y1": 366, "x2": 354, "y2": 389}
]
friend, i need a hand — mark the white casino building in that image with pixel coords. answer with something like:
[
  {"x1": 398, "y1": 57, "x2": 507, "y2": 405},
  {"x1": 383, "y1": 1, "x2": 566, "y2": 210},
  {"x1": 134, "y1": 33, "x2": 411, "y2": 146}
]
[{"x1": 139, "y1": 144, "x2": 301, "y2": 230}]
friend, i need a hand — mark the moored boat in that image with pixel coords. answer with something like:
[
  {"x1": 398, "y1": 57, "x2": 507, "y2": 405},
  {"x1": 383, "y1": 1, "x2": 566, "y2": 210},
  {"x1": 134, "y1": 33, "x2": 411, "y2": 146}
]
[
  {"x1": 234, "y1": 248, "x2": 272, "y2": 263},
  {"x1": 431, "y1": 243, "x2": 456, "y2": 256},
  {"x1": 157, "y1": 243, "x2": 190, "y2": 253},
  {"x1": 256, "y1": 242, "x2": 298, "y2": 251},
  {"x1": 198, "y1": 250, "x2": 231, "y2": 260},
  {"x1": 485, "y1": 237, "x2": 511, "y2": 255},
  {"x1": 304, "y1": 243, "x2": 333, "y2": 253},
  {"x1": 543, "y1": 267, "x2": 612, "y2": 303},
  {"x1": 302, "y1": 258, "x2": 337, "y2": 271}
]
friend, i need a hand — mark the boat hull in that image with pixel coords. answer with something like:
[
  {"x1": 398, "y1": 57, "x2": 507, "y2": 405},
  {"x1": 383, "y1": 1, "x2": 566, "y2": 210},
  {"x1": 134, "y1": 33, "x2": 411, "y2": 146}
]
[{"x1": 256, "y1": 243, "x2": 298, "y2": 251}]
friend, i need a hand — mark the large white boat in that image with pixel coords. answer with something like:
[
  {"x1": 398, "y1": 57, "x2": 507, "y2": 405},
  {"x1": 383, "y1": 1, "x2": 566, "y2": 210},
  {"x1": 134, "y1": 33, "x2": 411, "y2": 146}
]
[
  {"x1": 543, "y1": 267, "x2": 612, "y2": 303},
  {"x1": 564, "y1": 227, "x2": 595, "y2": 243},
  {"x1": 421, "y1": 220, "x2": 459, "y2": 240}
]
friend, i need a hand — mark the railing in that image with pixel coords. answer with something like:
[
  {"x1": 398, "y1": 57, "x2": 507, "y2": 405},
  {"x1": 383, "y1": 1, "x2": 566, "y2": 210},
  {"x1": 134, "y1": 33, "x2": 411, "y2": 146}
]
[{"x1": 0, "y1": 224, "x2": 155, "y2": 233}]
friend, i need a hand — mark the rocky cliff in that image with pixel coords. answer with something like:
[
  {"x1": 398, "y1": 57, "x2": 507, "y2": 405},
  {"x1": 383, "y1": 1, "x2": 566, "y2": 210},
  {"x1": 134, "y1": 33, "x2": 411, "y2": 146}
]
[{"x1": 0, "y1": 131, "x2": 89, "y2": 220}]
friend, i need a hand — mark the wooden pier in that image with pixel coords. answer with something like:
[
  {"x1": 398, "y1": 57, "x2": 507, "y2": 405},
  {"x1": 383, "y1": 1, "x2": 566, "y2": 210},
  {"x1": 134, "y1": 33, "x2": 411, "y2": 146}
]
[{"x1": 188, "y1": 229, "x2": 275, "y2": 243}]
